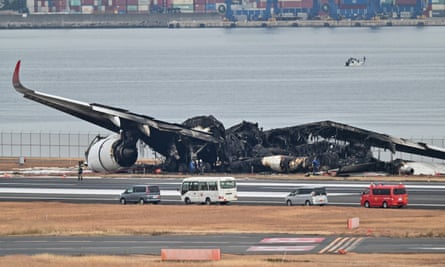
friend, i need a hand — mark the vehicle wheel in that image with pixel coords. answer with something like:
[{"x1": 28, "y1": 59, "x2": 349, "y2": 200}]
[
  {"x1": 184, "y1": 198, "x2": 191, "y2": 205},
  {"x1": 364, "y1": 201, "x2": 370, "y2": 208},
  {"x1": 205, "y1": 198, "x2": 211, "y2": 205},
  {"x1": 120, "y1": 198, "x2": 126, "y2": 205},
  {"x1": 139, "y1": 199, "x2": 145, "y2": 205},
  {"x1": 304, "y1": 200, "x2": 311, "y2": 206},
  {"x1": 382, "y1": 201, "x2": 388, "y2": 208},
  {"x1": 286, "y1": 200, "x2": 292, "y2": 206}
]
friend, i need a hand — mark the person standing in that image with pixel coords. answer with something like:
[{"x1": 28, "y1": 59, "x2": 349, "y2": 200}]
[{"x1": 78, "y1": 161, "x2": 83, "y2": 181}]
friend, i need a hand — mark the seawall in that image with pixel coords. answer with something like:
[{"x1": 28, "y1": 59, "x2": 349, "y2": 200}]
[{"x1": 1, "y1": 13, "x2": 445, "y2": 29}]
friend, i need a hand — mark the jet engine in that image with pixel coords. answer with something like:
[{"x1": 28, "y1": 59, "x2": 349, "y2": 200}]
[{"x1": 85, "y1": 133, "x2": 138, "y2": 172}]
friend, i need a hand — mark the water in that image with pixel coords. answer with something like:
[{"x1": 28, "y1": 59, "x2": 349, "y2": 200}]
[{"x1": 1, "y1": 27, "x2": 445, "y2": 139}]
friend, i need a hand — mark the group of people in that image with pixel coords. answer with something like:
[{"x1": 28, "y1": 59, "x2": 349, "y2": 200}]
[{"x1": 189, "y1": 159, "x2": 206, "y2": 174}]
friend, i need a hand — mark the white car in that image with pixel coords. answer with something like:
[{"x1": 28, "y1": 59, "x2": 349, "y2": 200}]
[{"x1": 285, "y1": 187, "x2": 328, "y2": 206}]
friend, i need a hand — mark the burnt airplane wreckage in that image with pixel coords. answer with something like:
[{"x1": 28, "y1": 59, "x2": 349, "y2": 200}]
[
  {"x1": 157, "y1": 117, "x2": 445, "y2": 175},
  {"x1": 12, "y1": 61, "x2": 445, "y2": 175}
]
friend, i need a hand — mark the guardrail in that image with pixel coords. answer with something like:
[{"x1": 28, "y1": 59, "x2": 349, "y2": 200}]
[{"x1": 0, "y1": 131, "x2": 155, "y2": 159}]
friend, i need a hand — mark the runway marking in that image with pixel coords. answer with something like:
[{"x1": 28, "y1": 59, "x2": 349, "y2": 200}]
[
  {"x1": 260, "y1": 237, "x2": 325, "y2": 243},
  {"x1": 247, "y1": 236, "x2": 325, "y2": 253},
  {"x1": 318, "y1": 237, "x2": 365, "y2": 254},
  {"x1": 414, "y1": 247, "x2": 445, "y2": 250},
  {"x1": 247, "y1": 246, "x2": 315, "y2": 252}
]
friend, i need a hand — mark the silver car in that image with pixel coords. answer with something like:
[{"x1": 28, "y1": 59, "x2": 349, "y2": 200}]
[
  {"x1": 119, "y1": 185, "x2": 161, "y2": 205},
  {"x1": 285, "y1": 187, "x2": 328, "y2": 206}
]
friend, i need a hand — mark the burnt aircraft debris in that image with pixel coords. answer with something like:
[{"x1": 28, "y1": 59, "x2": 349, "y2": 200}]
[{"x1": 157, "y1": 118, "x2": 445, "y2": 175}]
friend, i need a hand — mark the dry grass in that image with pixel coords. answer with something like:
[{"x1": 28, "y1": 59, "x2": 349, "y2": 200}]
[{"x1": 1, "y1": 202, "x2": 445, "y2": 237}]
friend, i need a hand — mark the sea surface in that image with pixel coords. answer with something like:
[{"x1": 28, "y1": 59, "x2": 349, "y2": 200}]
[{"x1": 1, "y1": 27, "x2": 445, "y2": 140}]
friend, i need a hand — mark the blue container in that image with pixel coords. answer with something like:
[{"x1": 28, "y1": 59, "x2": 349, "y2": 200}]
[{"x1": 206, "y1": 3, "x2": 216, "y2": 10}]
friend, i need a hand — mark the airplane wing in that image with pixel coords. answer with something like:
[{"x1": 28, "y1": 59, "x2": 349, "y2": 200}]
[{"x1": 12, "y1": 60, "x2": 221, "y2": 144}]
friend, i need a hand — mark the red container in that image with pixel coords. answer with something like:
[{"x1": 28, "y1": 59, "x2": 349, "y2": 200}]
[
  {"x1": 279, "y1": 1, "x2": 302, "y2": 8},
  {"x1": 194, "y1": 4, "x2": 206, "y2": 12},
  {"x1": 301, "y1": 0, "x2": 314, "y2": 8},
  {"x1": 53, "y1": 0, "x2": 67, "y2": 11}
]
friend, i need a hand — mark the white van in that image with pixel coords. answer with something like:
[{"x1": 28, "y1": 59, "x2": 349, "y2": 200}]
[
  {"x1": 180, "y1": 177, "x2": 237, "y2": 205},
  {"x1": 285, "y1": 186, "x2": 328, "y2": 206}
]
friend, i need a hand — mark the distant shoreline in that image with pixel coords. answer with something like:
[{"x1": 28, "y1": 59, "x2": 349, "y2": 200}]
[{"x1": 1, "y1": 13, "x2": 445, "y2": 29}]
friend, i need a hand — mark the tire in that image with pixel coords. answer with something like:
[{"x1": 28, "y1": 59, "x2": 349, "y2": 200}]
[
  {"x1": 139, "y1": 198, "x2": 145, "y2": 205},
  {"x1": 364, "y1": 201, "x2": 370, "y2": 208},
  {"x1": 304, "y1": 200, "x2": 311, "y2": 206},
  {"x1": 205, "y1": 198, "x2": 211, "y2": 205},
  {"x1": 286, "y1": 200, "x2": 292, "y2": 206},
  {"x1": 120, "y1": 198, "x2": 126, "y2": 205},
  {"x1": 184, "y1": 198, "x2": 191, "y2": 205},
  {"x1": 382, "y1": 201, "x2": 388, "y2": 208}
]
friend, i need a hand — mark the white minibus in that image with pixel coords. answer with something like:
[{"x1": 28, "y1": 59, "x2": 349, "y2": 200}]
[{"x1": 180, "y1": 177, "x2": 237, "y2": 205}]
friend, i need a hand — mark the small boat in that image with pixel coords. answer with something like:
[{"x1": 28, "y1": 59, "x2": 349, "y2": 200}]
[{"x1": 345, "y1": 57, "x2": 366, "y2": 67}]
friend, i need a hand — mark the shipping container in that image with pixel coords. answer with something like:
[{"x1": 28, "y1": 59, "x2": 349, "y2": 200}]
[
  {"x1": 339, "y1": 3, "x2": 367, "y2": 8},
  {"x1": 81, "y1": 0, "x2": 94, "y2": 5},
  {"x1": 432, "y1": 3, "x2": 445, "y2": 8},
  {"x1": 432, "y1": 9, "x2": 445, "y2": 16},
  {"x1": 380, "y1": 0, "x2": 395, "y2": 4},
  {"x1": 341, "y1": 0, "x2": 368, "y2": 5},
  {"x1": 69, "y1": 5, "x2": 81, "y2": 11},
  {"x1": 173, "y1": 3, "x2": 193, "y2": 11},
  {"x1": 81, "y1": 5, "x2": 94, "y2": 12},
  {"x1": 52, "y1": 0, "x2": 67, "y2": 11},
  {"x1": 277, "y1": 1, "x2": 304, "y2": 8},
  {"x1": 70, "y1": 0, "x2": 81, "y2": 6},
  {"x1": 126, "y1": 4, "x2": 137, "y2": 12},
  {"x1": 395, "y1": 0, "x2": 417, "y2": 5},
  {"x1": 206, "y1": 3, "x2": 216, "y2": 10},
  {"x1": 138, "y1": 4, "x2": 149, "y2": 11},
  {"x1": 301, "y1": 0, "x2": 315, "y2": 8}
]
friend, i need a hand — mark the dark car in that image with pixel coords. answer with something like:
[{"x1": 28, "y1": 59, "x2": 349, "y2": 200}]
[{"x1": 119, "y1": 185, "x2": 161, "y2": 205}]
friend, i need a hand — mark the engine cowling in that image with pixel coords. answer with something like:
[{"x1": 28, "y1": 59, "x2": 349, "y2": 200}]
[{"x1": 86, "y1": 134, "x2": 138, "y2": 172}]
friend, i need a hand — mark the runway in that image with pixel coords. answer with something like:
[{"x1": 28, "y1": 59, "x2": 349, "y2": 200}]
[
  {"x1": 1, "y1": 234, "x2": 444, "y2": 256},
  {"x1": 1, "y1": 177, "x2": 445, "y2": 256},
  {"x1": 1, "y1": 177, "x2": 445, "y2": 209}
]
